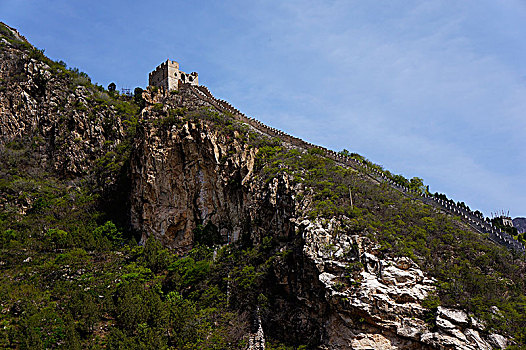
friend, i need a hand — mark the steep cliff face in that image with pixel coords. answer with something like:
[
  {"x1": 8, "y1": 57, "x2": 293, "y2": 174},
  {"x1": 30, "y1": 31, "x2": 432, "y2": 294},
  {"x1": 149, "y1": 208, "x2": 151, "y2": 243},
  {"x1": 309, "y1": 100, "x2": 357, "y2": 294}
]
[
  {"x1": 126, "y1": 90, "x2": 509, "y2": 348},
  {"x1": 0, "y1": 23, "x2": 127, "y2": 179},
  {"x1": 127, "y1": 91, "x2": 288, "y2": 250},
  {"x1": 129, "y1": 119, "x2": 259, "y2": 251},
  {"x1": 513, "y1": 217, "x2": 526, "y2": 234}
]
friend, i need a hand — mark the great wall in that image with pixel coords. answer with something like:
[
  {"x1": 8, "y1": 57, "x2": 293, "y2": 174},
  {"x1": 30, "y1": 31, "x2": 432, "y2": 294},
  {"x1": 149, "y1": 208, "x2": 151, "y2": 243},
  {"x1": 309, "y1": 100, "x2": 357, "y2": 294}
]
[
  {"x1": 146, "y1": 60, "x2": 524, "y2": 254},
  {"x1": 186, "y1": 84, "x2": 525, "y2": 254}
]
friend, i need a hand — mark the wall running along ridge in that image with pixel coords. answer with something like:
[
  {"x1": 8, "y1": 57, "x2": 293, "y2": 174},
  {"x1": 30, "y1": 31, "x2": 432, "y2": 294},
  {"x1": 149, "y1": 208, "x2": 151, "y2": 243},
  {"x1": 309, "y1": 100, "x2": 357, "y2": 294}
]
[{"x1": 183, "y1": 84, "x2": 524, "y2": 254}]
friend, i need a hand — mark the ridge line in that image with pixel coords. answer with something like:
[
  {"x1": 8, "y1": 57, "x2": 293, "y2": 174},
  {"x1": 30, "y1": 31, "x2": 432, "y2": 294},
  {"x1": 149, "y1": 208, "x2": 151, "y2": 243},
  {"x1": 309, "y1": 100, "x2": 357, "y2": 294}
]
[{"x1": 186, "y1": 84, "x2": 524, "y2": 254}]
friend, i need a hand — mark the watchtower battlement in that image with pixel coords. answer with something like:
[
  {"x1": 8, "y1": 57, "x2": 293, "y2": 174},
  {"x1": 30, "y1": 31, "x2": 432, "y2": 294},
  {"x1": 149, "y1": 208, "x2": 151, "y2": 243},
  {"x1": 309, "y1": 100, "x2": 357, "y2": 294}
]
[
  {"x1": 492, "y1": 211, "x2": 514, "y2": 227},
  {"x1": 499, "y1": 216, "x2": 514, "y2": 227},
  {"x1": 148, "y1": 59, "x2": 198, "y2": 91}
]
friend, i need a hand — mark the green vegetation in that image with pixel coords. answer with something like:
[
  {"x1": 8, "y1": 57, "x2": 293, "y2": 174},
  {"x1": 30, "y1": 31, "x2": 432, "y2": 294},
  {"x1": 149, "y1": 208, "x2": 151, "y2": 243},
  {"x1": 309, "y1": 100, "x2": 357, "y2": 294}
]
[
  {"x1": 260, "y1": 143, "x2": 526, "y2": 344},
  {"x1": 0, "y1": 130, "x2": 299, "y2": 348},
  {"x1": 0, "y1": 205, "x2": 302, "y2": 349},
  {"x1": 339, "y1": 149, "x2": 430, "y2": 195}
]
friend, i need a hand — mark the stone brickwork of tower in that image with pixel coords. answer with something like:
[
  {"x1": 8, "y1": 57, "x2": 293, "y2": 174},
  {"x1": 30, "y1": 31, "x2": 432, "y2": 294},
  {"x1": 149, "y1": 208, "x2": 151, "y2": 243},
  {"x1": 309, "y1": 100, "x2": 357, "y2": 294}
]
[
  {"x1": 148, "y1": 60, "x2": 198, "y2": 91},
  {"x1": 500, "y1": 216, "x2": 514, "y2": 227}
]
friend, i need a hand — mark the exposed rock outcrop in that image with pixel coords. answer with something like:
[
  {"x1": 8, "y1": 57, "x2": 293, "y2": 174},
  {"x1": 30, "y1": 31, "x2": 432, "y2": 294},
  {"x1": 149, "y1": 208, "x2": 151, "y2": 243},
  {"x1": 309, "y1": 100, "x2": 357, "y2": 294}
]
[
  {"x1": 130, "y1": 119, "x2": 258, "y2": 251},
  {"x1": 513, "y1": 217, "x2": 526, "y2": 234},
  {"x1": 301, "y1": 218, "x2": 502, "y2": 349},
  {"x1": 246, "y1": 308, "x2": 266, "y2": 350},
  {"x1": 0, "y1": 28, "x2": 125, "y2": 178}
]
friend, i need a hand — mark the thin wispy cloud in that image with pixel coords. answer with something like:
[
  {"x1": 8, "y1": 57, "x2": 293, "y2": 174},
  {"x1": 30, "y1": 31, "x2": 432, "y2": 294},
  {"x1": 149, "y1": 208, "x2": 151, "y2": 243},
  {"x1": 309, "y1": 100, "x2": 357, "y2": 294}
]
[{"x1": 209, "y1": 1, "x2": 526, "y2": 216}]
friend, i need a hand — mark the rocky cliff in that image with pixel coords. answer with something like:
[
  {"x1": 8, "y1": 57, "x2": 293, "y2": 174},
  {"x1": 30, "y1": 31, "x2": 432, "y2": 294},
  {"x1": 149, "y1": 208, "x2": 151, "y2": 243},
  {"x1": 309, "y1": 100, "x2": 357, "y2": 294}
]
[
  {"x1": 301, "y1": 218, "x2": 507, "y2": 349},
  {"x1": 1, "y1": 22, "x2": 524, "y2": 349},
  {"x1": 124, "y1": 86, "x2": 514, "y2": 348},
  {"x1": 513, "y1": 217, "x2": 526, "y2": 234},
  {"x1": 0, "y1": 23, "x2": 127, "y2": 178},
  {"x1": 128, "y1": 88, "x2": 298, "y2": 253}
]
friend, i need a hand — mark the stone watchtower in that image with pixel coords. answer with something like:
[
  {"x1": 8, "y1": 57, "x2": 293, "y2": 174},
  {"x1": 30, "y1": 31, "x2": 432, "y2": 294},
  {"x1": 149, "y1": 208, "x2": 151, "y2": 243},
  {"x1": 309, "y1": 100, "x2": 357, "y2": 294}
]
[
  {"x1": 148, "y1": 59, "x2": 198, "y2": 91},
  {"x1": 499, "y1": 216, "x2": 514, "y2": 227}
]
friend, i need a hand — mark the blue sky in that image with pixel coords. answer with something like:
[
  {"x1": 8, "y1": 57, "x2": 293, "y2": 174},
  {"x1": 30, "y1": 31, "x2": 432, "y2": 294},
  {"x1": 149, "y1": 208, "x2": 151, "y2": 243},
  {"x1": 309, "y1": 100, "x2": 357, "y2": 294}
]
[{"x1": 2, "y1": 0, "x2": 525, "y2": 217}]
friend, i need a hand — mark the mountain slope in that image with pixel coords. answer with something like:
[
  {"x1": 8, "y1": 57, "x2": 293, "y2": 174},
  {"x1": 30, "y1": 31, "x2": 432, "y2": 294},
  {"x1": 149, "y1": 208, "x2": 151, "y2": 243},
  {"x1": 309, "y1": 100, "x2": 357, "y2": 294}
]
[
  {"x1": 1, "y1": 22, "x2": 525, "y2": 349},
  {"x1": 513, "y1": 217, "x2": 526, "y2": 234}
]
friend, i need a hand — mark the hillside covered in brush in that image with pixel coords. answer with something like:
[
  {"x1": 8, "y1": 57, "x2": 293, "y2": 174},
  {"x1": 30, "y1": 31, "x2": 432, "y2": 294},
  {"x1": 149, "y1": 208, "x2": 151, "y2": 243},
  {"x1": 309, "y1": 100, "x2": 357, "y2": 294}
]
[{"x1": 0, "y1": 22, "x2": 525, "y2": 349}]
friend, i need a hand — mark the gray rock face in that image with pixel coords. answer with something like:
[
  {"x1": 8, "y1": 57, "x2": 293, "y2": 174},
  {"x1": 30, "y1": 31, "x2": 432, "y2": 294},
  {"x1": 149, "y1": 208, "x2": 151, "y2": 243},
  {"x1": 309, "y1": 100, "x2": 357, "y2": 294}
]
[
  {"x1": 0, "y1": 30, "x2": 125, "y2": 178},
  {"x1": 513, "y1": 217, "x2": 526, "y2": 234},
  {"x1": 246, "y1": 309, "x2": 265, "y2": 350},
  {"x1": 488, "y1": 333, "x2": 507, "y2": 349},
  {"x1": 437, "y1": 306, "x2": 469, "y2": 326},
  {"x1": 301, "y1": 218, "x2": 503, "y2": 349},
  {"x1": 130, "y1": 119, "x2": 260, "y2": 252}
]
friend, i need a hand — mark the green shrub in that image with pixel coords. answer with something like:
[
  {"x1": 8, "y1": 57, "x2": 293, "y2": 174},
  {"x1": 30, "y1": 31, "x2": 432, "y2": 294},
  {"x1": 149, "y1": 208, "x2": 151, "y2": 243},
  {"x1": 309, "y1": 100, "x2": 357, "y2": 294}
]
[
  {"x1": 143, "y1": 237, "x2": 172, "y2": 273},
  {"x1": 0, "y1": 229, "x2": 17, "y2": 247},
  {"x1": 193, "y1": 222, "x2": 221, "y2": 247},
  {"x1": 44, "y1": 228, "x2": 69, "y2": 249},
  {"x1": 94, "y1": 221, "x2": 123, "y2": 245}
]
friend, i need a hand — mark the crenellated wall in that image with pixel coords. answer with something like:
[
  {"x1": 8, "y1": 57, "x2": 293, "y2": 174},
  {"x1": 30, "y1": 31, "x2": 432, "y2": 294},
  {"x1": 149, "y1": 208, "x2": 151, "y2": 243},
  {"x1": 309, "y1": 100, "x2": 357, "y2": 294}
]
[{"x1": 185, "y1": 84, "x2": 525, "y2": 254}]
